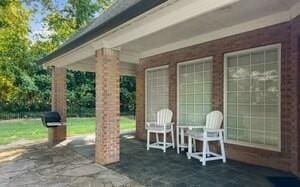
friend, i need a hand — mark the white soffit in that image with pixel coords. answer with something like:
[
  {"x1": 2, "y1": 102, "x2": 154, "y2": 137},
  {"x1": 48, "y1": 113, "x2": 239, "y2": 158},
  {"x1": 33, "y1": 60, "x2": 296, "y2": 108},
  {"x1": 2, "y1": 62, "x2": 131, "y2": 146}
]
[
  {"x1": 134, "y1": 0, "x2": 300, "y2": 58},
  {"x1": 102, "y1": 0, "x2": 240, "y2": 47},
  {"x1": 44, "y1": 0, "x2": 238, "y2": 67},
  {"x1": 45, "y1": 0, "x2": 300, "y2": 68}
]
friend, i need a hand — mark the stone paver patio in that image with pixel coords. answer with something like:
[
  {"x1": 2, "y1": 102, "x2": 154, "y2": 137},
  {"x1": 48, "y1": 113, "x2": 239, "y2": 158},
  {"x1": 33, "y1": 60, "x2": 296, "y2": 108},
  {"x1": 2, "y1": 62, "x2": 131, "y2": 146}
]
[
  {"x1": 70, "y1": 135, "x2": 300, "y2": 187},
  {"x1": 1, "y1": 134, "x2": 300, "y2": 187},
  {"x1": 0, "y1": 138, "x2": 141, "y2": 187}
]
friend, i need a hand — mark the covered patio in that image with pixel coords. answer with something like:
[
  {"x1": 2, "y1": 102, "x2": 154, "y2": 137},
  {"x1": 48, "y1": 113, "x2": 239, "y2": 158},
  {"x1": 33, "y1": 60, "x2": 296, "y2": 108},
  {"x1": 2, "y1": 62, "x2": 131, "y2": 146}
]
[
  {"x1": 68, "y1": 134, "x2": 297, "y2": 187},
  {"x1": 1, "y1": 135, "x2": 298, "y2": 186},
  {"x1": 39, "y1": 0, "x2": 300, "y2": 180}
]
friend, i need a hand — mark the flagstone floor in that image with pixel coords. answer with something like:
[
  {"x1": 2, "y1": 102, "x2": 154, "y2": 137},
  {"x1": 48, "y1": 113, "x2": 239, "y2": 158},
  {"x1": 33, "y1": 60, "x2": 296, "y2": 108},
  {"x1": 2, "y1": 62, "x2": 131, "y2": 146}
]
[
  {"x1": 0, "y1": 138, "x2": 141, "y2": 187},
  {"x1": 71, "y1": 135, "x2": 299, "y2": 187},
  {"x1": 1, "y1": 134, "x2": 299, "y2": 187}
]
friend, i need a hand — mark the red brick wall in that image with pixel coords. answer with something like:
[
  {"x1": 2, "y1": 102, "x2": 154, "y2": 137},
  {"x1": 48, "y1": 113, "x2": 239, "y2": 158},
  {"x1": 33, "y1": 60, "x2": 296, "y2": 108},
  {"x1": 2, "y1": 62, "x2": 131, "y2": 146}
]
[{"x1": 136, "y1": 16, "x2": 300, "y2": 175}]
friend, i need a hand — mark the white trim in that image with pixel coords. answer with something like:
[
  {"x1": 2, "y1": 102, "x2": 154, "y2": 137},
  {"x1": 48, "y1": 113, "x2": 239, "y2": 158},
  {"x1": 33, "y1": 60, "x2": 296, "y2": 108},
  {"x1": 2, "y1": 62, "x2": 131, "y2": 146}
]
[
  {"x1": 176, "y1": 56, "x2": 213, "y2": 125},
  {"x1": 177, "y1": 57, "x2": 213, "y2": 66},
  {"x1": 44, "y1": 0, "x2": 237, "y2": 67},
  {"x1": 145, "y1": 65, "x2": 169, "y2": 123},
  {"x1": 145, "y1": 65, "x2": 168, "y2": 72},
  {"x1": 223, "y1": 44, "x2": 281, "y2": 152},
  {"x1": 107, "y1": 0, "x2": 239, "y2": 48},
  {"x1": 141, "y1": 11, "x2": 290, "y2": 58},
  {"x1": 44, "y1": 0, "x2": 300, "y2": 68}
]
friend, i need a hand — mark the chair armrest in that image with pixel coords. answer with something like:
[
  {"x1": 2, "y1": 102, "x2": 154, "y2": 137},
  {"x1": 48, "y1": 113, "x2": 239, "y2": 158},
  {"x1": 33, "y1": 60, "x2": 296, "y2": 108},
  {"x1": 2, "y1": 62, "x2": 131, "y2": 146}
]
[
  {"x1": 145, "y1": 122, "x2": 157, "y2": 126},
  {"x1": 203, "y1": 128, "x2": 224, "y2": 133},
  {"x1": 166, "y1": 122, "x2": 174, "y2": 126},
  {"x1": 195, "y1": 125, "x2": 207, "y2": 129}
]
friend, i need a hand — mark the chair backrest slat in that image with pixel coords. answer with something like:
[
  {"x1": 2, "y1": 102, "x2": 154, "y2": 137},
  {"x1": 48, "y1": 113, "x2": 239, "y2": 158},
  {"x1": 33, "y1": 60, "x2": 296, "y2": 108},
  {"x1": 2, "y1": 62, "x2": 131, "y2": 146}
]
[
  {"x1": 206, "y1": 111, "x2": 223, "y2": 129},
  {"x1": 157, "y1": 109, "x2": 173, "y2": 126}
]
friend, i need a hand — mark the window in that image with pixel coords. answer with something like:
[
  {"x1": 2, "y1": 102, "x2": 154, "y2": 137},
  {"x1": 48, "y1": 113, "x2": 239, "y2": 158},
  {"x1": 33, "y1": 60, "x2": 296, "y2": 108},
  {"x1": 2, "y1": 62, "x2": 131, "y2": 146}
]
[
  {"x1": 224, "y1": 44, "x2": 281, "y2": 151},
  {"x1": 145, "y1": 66, "x2": 169, "y2": 122},
  {"x1": 178, "y1": 57, "x2": 213, "y2": 125}
]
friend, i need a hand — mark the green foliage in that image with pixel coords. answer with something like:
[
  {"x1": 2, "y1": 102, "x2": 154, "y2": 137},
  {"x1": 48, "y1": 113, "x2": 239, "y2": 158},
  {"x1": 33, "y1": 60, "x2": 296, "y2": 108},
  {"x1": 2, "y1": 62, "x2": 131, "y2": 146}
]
[
  {"x1": 120, "y1": 76, "x2": 136, "y2": 114},
  {"x1": 0, "y1": 0, "x2": 32, "y2": 110},
  {"x1": 0, "y1": 0, "x2": 135, "y2": 118}
]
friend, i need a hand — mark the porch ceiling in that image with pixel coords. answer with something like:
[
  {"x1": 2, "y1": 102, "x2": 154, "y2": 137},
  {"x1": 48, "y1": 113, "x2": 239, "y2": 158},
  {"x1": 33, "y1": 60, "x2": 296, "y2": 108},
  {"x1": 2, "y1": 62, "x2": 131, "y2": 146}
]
[
  {"x1": 45, "y1": 0, "x2": 300, "y2": 72},
  {"x1": 121, "y1": 0, "x2": 299, "y2": 57}
]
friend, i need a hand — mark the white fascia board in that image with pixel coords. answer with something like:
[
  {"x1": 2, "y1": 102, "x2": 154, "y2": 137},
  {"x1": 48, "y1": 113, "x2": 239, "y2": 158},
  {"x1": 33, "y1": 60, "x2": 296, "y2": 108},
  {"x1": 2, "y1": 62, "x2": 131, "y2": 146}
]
[
  {"x1": 43, "y1": 44, "x2": 97, "y2": 68},
  {"x1": 105, "y1": 0, "x2": 240, "y2": 48},
  {"x1": 141, "y1": 10, "x2": 291, "y2": 58}
]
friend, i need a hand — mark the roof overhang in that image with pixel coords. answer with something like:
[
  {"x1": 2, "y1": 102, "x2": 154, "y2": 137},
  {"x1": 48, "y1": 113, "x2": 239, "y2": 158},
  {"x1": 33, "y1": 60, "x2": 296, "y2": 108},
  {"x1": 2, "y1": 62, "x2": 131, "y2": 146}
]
[
  {"x1": 39, "y1": 0, "x2": 167, "y2": 65},
  {"x1": 42, "y1": 0, "x2": 300, "y2": 72}
]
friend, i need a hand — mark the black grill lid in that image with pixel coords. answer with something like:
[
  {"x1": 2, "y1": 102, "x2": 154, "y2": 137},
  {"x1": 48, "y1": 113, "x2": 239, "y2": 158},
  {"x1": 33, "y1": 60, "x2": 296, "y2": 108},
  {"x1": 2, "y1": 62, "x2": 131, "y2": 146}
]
[{"x1": 42, "y1": 112, "x2": 62, "y2": 126}]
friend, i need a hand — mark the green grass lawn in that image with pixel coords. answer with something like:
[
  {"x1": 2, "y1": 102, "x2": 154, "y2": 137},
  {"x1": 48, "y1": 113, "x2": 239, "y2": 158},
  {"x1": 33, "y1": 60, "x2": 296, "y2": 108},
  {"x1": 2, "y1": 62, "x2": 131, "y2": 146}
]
[{"x1": 0, "y1": 116, "x2": 135, "y2": 145}]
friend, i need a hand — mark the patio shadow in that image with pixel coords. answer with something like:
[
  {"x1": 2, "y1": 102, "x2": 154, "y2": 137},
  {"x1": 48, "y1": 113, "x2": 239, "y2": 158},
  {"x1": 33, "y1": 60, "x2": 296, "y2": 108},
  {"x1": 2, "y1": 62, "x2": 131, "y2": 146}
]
[{"x1": 69, "y1": 134, "x2": 297, "y2": 187}]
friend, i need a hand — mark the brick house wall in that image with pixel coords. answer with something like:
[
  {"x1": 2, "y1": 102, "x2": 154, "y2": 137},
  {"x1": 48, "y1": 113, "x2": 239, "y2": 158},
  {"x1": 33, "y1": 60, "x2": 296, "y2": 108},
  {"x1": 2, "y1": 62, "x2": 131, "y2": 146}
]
[{"x1": 136, "y1": 16, "x2": 300, "y2": 175}]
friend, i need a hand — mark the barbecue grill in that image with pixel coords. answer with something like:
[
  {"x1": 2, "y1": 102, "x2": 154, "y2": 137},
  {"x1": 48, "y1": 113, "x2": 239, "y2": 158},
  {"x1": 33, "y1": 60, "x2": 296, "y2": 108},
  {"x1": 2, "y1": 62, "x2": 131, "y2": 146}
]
[{"x1": 41, "y1": 112, "x2": 62, "y2": 128}]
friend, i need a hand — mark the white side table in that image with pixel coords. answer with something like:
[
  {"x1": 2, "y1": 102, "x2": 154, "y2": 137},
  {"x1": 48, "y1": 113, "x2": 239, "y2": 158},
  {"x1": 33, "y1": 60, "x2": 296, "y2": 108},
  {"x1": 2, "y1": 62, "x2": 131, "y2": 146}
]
[{"x1": 176, "y1": 124, "x2": 200, "y2": 154}]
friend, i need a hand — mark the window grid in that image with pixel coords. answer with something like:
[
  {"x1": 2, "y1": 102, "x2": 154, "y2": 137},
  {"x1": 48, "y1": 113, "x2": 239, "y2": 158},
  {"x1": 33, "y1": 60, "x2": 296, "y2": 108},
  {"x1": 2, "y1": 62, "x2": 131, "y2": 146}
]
[
  {"x1": 146, "y1": 67, "x2": 169, "y2": 122},
  {"x1": 225, "y1": 46, "x2": 280, "y2": 151},
  {"x1": 178, "y1": 59, "x2": 212, "y2": 126}
]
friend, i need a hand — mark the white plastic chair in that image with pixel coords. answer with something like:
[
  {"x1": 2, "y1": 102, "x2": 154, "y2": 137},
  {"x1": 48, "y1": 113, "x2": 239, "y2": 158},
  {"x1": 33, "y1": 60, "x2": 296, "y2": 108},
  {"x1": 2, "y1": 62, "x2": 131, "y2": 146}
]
[
  {"x1": 187, "y1": 111, "x2": 226, "y2": 165},
  {"x1": 146, "y1": 109, "x2": 175, "y2": 152}
]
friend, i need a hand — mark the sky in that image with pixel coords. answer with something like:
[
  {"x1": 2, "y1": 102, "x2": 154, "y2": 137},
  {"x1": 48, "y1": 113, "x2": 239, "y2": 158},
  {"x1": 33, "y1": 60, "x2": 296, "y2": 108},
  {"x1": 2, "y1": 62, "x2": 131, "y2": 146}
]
[
  {"x1": 26, "y1": 0, "x2": 67, "y2": 41},
  {"x1": 26, "y1": 0, "x2": 106, "y2": 42}
]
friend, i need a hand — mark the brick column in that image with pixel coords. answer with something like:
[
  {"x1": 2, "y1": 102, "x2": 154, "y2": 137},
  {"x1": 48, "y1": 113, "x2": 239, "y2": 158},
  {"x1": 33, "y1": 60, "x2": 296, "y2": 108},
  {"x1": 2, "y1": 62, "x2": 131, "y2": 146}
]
[
  {"x1": 135, "y1": 63, "x2": 146, "y2": 140},
  {"x1": 95, "y1": 48, "x2": 120, "y2": 165},
  {"x1": 49, "y1": 66, "x2": 67, "y2": 146}
]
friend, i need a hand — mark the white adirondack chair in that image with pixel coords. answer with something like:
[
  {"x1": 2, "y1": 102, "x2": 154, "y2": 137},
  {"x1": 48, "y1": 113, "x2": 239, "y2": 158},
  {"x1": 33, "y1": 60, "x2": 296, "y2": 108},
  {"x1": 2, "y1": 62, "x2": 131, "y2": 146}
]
[
  {"x1": 146, "y1": 109, "x2": 175, "y2": 152},
  {"x1": 187, "y1": 111, "x2": 226, "y2": 165}
]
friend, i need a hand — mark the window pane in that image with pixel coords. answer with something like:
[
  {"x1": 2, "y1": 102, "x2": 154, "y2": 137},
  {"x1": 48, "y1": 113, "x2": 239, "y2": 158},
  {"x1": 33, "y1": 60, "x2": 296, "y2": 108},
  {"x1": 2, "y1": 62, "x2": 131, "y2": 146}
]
[
  {"x1": 227, "y1": 128, "x2": 237, "y2": 140},
  {"x1": 146, "y1": 68, "x2": 169, "y2": 122},
  {"x1": 178, "y1": 59, "x2": 213, "y2": 125},
  {"x1": 225, "y1": 47, "x2": 280, "y2": 150},
  {"x1": 266, "y1": 49, "x2": 278, "y2": 63},
  {"x1": 238, "y1": 129, "x2": 250, "y2": 142},
  {"x1": 227, "y1": 116, "x2": 237, "y2": 128}
]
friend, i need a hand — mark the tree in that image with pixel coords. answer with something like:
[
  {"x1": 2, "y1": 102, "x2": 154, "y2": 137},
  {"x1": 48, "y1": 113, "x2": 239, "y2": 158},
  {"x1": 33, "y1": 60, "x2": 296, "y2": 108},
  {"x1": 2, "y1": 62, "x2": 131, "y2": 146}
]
[
  {"x1": 120, "y1": 76, "x2": 136, "y2": 114},
  {"x1": 0, "y1": 0, "x2": 33, "y2": 111},
  {"x1": 0, "y1": 0, "x2": 136, "y2": 118},
  {"x1": 40, "y1": 0, "x2": 116, "y2": 114}
]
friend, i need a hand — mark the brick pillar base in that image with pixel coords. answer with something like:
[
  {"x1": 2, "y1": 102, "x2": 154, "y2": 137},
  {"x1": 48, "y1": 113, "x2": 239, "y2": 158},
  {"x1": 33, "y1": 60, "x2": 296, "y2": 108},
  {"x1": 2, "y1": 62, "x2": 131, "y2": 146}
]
[
  {"x1": 95, "y1": 48, "x2": 120, "y2": 165},
  {"x1": 48, "y1": 126, "x2": 66, "y2": 146},
  {"x1": 49, "y1": 67, "x2": 67, "y2": 146}
]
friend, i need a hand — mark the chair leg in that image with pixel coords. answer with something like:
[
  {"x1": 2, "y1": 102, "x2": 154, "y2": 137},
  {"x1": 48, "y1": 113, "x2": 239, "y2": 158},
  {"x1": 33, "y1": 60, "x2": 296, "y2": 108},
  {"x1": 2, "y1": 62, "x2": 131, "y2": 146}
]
[
  {"x1": 147, "y1": 131, "x2": 150, "y2": 151},
  {"x1": 187, "y1": 135, "x2": 192, "y2": 159},
  {"x1": 176, "y1": 127, "x2": 180, "y2": 154},
  {"x1": 180, "y1": 128, "x2": 185, "y2": 151},
  {"x1": 193, "y1": 139, "x2": 196, "y2": 152},
  {"x1": 163, "y1": 132, "x2": 166, "y2": 153},
  {"x1": 202, "y1": 140, "x2": 207, "y2": 166},
  {"x1": 206, "y1": 142, "x2": 210, "y2": 157},
  {"x1": 171, "y1": 128, "x2": 175, "y2": 148},
  {"x1": 220, "y1": 137, "x2": 226, "y2": 163},
  {"x1": 156, "y1": 133, "x2": 159, "y2": 143}
]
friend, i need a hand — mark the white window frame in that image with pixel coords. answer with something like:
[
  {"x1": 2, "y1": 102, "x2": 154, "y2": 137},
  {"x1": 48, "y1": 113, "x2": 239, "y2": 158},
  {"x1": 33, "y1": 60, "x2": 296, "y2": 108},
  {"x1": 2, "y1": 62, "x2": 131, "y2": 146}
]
[
  {"x1": 145, "y1": 65, "x2": 169, "y2": 123},
  {"x1": 176, "y1": 57, "x2": 213, "y2": 125},
  {"x1": 223, "y1": 44, "x2": 281, "y2": 152}
]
